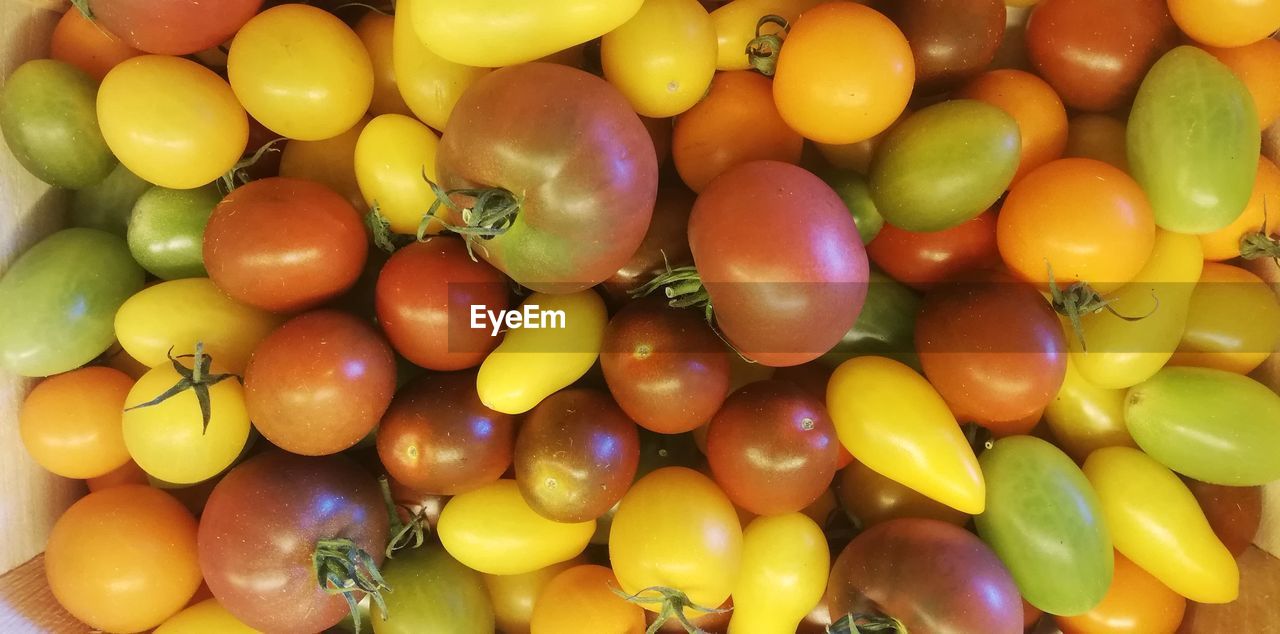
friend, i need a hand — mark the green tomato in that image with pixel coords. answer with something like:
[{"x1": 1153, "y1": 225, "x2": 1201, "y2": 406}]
[
  {"x1": 1127, "y1": 46, "x2": 1259, "y2": 234},
  {"x1": 0, "y1": 60, "x2": 115, "y2": 188},
  {"x1": 820, "y1": 269, "x2": 921, "y2": 371},
  {"x1": 975, "y1": 435, "x2": 1112, "y2": 617},
  {"x1": 1125, "y1": 366, "x2": 1280, "y2": 485},
  {"x1": 821, "y1": 169, "x2": 882, "y2": 244},
  {"x1": 372, "y1": 544, "x2": 495, "y2": 634},
  {"x1": 70, "y1": 163, "x2": 151, "y2": 237},
  {"x1": 0, "y1": 228, "x2": 144, "y2": 377},
  {"x1": 127, "y1": 184, "x2": 220, "y2": 280},
  {"x1": 870, "y1": 100, "x2": 1020, "y2": 232}
]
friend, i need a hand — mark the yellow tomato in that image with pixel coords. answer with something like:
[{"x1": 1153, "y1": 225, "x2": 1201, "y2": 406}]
[
  {"x1": 1042, "y1": 358, "x2": 1136, "y2": 464},
  {"x1": 355, "y1": 11, "x2": 413, "y2": 117},
  {"x1": 1082, "y1": 447, "x2": 1239, "y2": 604},
  {"x1": 483, "y1": 559, "x2": 582, "y2": 634},
  {"x1": 610, "y1": 467, "x2": 743, "y2": 615},
  {"x1": 710, "y1": 0, "x2": 825, "y2": 70},
  {"x1": 476, "y1": 290, "x2": 607, "y2": 414},
  {"x1": 1199, "y1": 155, "x2": 1280, "y2": 261},
  {"x1": 355, "y1": 114, "x2": 441, "y2": 235},
  {"x1": 1168, "y1": 0, "x2": 1280, "y2": 48},
  {"x1": 228, "y1": 4, "x2": 373, "y2": 140},
  {"x1": 412, "y1": 0, "x2": 644, "y2": 67},
  {"x1": 278, "y1": 118, "x2": 369, "y2": 213},
  {"x1": 827, "y1": 356, "x2": 985, "y2": 514},
  {"x1": 155, "y1": 599, "x2": 260, "y2": 634},
  {"x1": 1069, "y1": 230, "x2": 1203, "y2": 389},
  {"x1": 393, "y1": 0, "x2": 491, "y2": 130},
  {"x1": 438, "y1": 480, "x2": 595, "y2": 575},
  {"x1": 1170, "y1": 262, "x2": 1280, "y2": 374},
  {"x1": 97, "y1": 55, "x2": 246, "y2": 189},
  {"x1": 114, "y1": 278, "x2": 283, "y2": 374},
  {"x1": 728, "y1": 513, "x2": 829, "y2": 634},
  {"x1": 601, "y1": 0, "x2": 717, "y2": 117}
]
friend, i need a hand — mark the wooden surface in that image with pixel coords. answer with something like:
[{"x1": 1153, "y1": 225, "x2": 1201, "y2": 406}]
[{"x1": 0, "y1": 556, "x2": 79, "y2": 633}]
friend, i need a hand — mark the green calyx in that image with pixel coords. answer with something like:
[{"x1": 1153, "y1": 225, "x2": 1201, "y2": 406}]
[
  {"x1": 1240, "y1": 231, "x2": 1280, "y2": 263},
  {"x1": 124, "y1": 342, "x2": 240, "y2": 435},
  {"x1": 378, "y1": 476, "x2": 430, "y2": 558},
  {"x1": 1045, "y1": 262, "x2": 1156, "y2": 352},
  {"x1": 827, "y1": 612, "x2": 909, "y2": 634},
  {"x1": 611, "y1": 585, "x2": 730, "y2": 634},
  {"x1": 314, "y1": 537, "x2": 391, "y2": 634},
  {"x1": 70, "y1": 0, "x2": 93, "y2": 19},
  {"x1": 745, "y1": 15, "x2": 790, "y2": 77},
  {"x1": 418, "y1": 174, "x2": 520, "y2": 261},
  {"x1": 629, "y1": 264, "x2": 714, "y2": 324},
  {"x1": 365, "y1": 203, "x2": 413, "y2": 254},
  {"x1": 218, "y1": 137, "x2": 287, "y2": 195}
]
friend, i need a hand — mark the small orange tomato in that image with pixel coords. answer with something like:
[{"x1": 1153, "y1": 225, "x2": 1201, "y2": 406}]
[
  {"x1": 50, "y1": 8, "x2": 142, "y2": 81},
  {"x1": 87, "y1": 460, "x2": 150, "y2": 492},
  {"x1": 530, "y1": 565, "x2": 646, "y2": 634},
  {"x1": 1200, "y1": 155, "x2": 1280, "y2": 261},
  {"x1": 355, "y1": 11, "x2": 413, "y2": 117},
  {"x1": 956, "y1": 69, "x2": 1068, "y2": 182},
  {"x1": 1055, "y1": 552, "x2": 1186, "y2": 634},
  {"x1": 1204, "y1": 39, "x2": 1280, "y2": 129},
  {"x1": 1168, "y1": 0, "x2": 1280, "y2": 48},
  {"x1": 19, "y1": 366, "x2": 133, "y2": 479}
]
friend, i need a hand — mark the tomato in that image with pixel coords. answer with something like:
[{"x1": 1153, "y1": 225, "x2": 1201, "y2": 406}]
[
  {"x1": 1024, "y1": 0, "x2": 1177, "y2": 112},
  {"x1": 1128, "y1": 47, "x2": 1259, "y2": 234},
  {"x1": 476, "y1": 289, "x2": 608, "y2": 414},
  {"x1": 886, "y1": 0, "x2": 1004, "y2": 95},
  {"x1": 46, "y1": 486, "x2": 201, "y2": 633},
  {"x1": 837, "y1": 459, "x2": 970, "y2": 528},
  {"x1": 1188, "y1": 481, "x2": 1262, "y2": 558},
  {"x1": 355, "y1": 114, "x2": 441, "y2": 235},
  {"x1": 1064, "y1": 114, "x2": 1129, "y2": 172},
  {"x1": 871, "y1": 100, "x2": 1020, "y2": 232},
  {"x1": 1171, "y1": 263, "x2": 1280, "y2": 374},
  {"x1": 393, "y1": 0, "x2": 490, "y2": 131},
  {"x1": 127, "y1": 185, "x2": 219, "y2": 280},
  {"x1": 812, "y1": 106, "x2": 911, "y2": 175},
  {"x1": 50, "y1": 8, "x2": 141, "y2": 81},
  {"x1": 601, "y1": 0, "x2": 716, "y2": 117},
  {"x1": 671, "y1": 70, "x2": 803, "y2": 192},
  {"x1": 484, "y1": 560, "x2": 582, "y2": 634},
  {"x1": 1042, "y1": 358, "x2": 1136, "y2": 463},
  {"x1": 156, "y1": 599, "x2": 259, "y2": 634},
  {"x1": 531, "y1": 565, "x2": 647, "y2": 634},
  {"x1": 69, "y1": 162, "x2": 149, "y2": 237},
  {"x1": 819, "y1": 270, "x2": 919, "y2": 369},
  {"x1": 957, "y1": 70, "x2": 1067, "y2": 183},
  {"x1": 1201, "y1": 156, "x2": 1280, "y2": 261},
  {"x1": 228, "y1": 4, "x2": 373, "y2": 141},
  {"x1": 98, "y1": 55, "x2": 247, "y2": 189},
  {"x1": 827, "y1": 356, "x2": 984, "y2": 514},
  {"x1": 820, "y1": 169, "x2": 882, "y2": 244},
  {"x1": 610, "y1": 467, "x2": 742, "y2": 617},
  {"x1": 772, "y1": 2, "x2": 913, "y2": 144},
  {"x1": 438, "y1": 479, "x2": 595, "y2": 575},
  {"x1": 412, "y1": 0, "x2": 643, "y2": 67},
  {"x1": 87, "y1": 459, "x2": 149, "y2": 492},
  {"x1": 0, "y1": 229, "x2": 143, "y2": 377},
  {"x1": 1054, "y1": 552, "x2": 1186, "y2": 634},
  {"x1": 355, "y1": 11, "x2": 413, "y2": 117},
  {"x1": 278, "y1": 118, "x2": 368, "y2": 212},
  {"x1": 1205, "y1": 39, "x2": 1280, "y2": 129},
  {"x1": 867, "y1": 210, "x2": 1000, "y2": 291},
  {"x1": 728, "y1": 513, "x2": 828, "y2": 634},
  {"x1": 19, "y1": 367, "x2": 132, "y2": 479},
  {"x1": 826, "y1": 518, "x2": 1023, "y2": 633},
  {"x1": 976, "y1": 436, "x2": 1112, "y2": 616},
  {"x1": 200, "y1": 451, "x2": 389, "y2": 633},
  {"x1": 709, "y1": 0, "x2": 823, "y2": 70},
  {"x1": 1, "y1": 60, "x2": 114, "y2": 188},
  {"x1": 1168, "y1": 0, "x2": 1280, "y2": 47},
  {"x1": 80, "y1": 0, "x2": 259, "y2": 55},
  {"x1": 998, "y1": 158, "x2": 1154, "y2": 293},
  {"x1": 1082, "y1": 447, "x2": 1239, "y2": 603},
  {"x1": 600, "y1": 186, "x2": 695, "y2": 305},
  {"x1": 372, "y1": 544, "x2": 496, "y2": 634}
]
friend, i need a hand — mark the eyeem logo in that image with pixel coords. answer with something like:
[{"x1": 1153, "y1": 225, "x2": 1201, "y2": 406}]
[{"x1": 471, "y1": 305, "x2": 567, "y2": 336}]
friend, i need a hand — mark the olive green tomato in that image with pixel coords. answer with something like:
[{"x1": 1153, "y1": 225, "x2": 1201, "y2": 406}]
[
  {"x1": 1125, "y1": 366, "x2": 1280, "y2": 485},
  {"x1": 870, "y1": 100, "x2": 1020, "y2": 232},
  {"x1": 821, "y1": 168, "x2": 883, "y2": 244},
  {"x1": 127, "y1": 184, "x2": 220, "y2": 279},
  {"x1": 975, "y1": 435, "x2": 1113, "y2": 616},
  {"x1": 0, "y1": 228, "x2": 144, "y2": 377},
  {"x1": 1128, "y1": 47, "x2": 1259, "y2": 234},
  {"x1": 70, "y1": 163, "x2": 151, "y2": 237},
  {"x1": 0, "y1": 60, "x2": 115, "y2": 188},
  {"x1": 820, "y1": 269, "x2": 921, "y2": 371},
  {"x1": 372, "y1": 544, "x2": 495, "y2": 634}
]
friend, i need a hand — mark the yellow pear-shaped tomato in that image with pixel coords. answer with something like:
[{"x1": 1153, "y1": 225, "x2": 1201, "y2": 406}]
[
  {"x1": 355, "y1": 114, "x2": 441, "y2": 235},
  {"x1": 438, "y1": 480, "x2": 595, "y2": 576},
  {"x1": 827, "y1": 356, "x2": 985, "y2": 514},
  {"x1": 729, "y1": 513, "x2": 829, "y2": 634},
  {"x1": 601, "y1": 0, "x2": 717, "y2": 117},
  {"x1": 392, "y1": 0, "x2": 490, "y2": 130},
  {"x1": 710, "y1": 0, "x2": 825, "y2": 70}
]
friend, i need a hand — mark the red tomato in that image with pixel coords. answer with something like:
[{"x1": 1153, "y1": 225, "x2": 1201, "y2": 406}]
[
  {"x1": 866, "y1": 209, "x2": 1000, "y2": 291},
  {"x1": 82, "y1": 0, "x2": 263, "y2": 55},
  {"x1": 50, "y1": 8, "x2": 141, "y2": 81}
]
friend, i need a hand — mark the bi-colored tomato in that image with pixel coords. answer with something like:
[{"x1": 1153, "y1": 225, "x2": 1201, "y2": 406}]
[
  {"x1": 730, "y1": 513, "x2": 830, "y2": 634},
  {"x1": 602, "y1": 0, "x2": 717, "y2": 117},
  {"x1": 19, "y1": 367, "x2": 132, "y2": 479}
]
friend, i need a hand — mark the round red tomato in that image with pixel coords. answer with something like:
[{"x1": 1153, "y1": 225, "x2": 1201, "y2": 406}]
[{"x1": 866, "y1": 208, "x2": 1000, "y2": 291}]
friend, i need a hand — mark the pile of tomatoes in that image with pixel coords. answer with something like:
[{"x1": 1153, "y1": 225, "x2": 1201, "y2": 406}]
[{"x1": 3, "y1": 0, "x2": 1280, "y2": 632}]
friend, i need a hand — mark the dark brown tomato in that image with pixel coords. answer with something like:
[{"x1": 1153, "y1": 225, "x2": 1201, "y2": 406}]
[
  {"x1": 197, "y1": 451, "x2": 389, "y2": 634},
  {"x1": 1185, "y1": 480, "x2": 1261, "y2": 557},
  {"x1": 1025, "y1": 0, "x2": 1179, "y2": 112},
  {"x1": 689, "y1": 160, "x2": 869, "y2": 367},
  {"x1": 435, "y1": 62, "x2": 658, "y2": 293},
  {"x1": 826, "y1": 518, "x2": 1023, "y2": 634},
  {"x1": 375, "y1": 237, "x2": 509, "y2": 371},
  {"x1": 203, "y1": 177, "x2": 368, "y2": 313},
  {"x1": 915, "y1": 269, "x2": 1067, "y2": 428},
  {"x1": 514, "y1": 389, "x2": 640, "y2": 523},
  {"x1": 376, "y1": 371, "x2": 516, "y2": 496},
  {"x1": 887, "y1": 0, "x2": 1006, "y2": 95},
  {"x1": 599, "y1": 186, "x2": 694, "y2": 307},
  {"x1": 244, "y1": 310, "x2": 396, "y2": 456},
  {"x1": 705, "y1": 380, "x2": 839, "y2": 516},
  {"x1": 85, "y1": 0, "x2": 262, "y2": 55},
  {"x1": 837, "y1": 460, "x2": 970, "y2": 529},
  {"x1": 600, "y1": 297, "x2": 731, "y2": 434},
  {"x1": 866, "y1": 208, "x2": 1000, "y2": 291}
]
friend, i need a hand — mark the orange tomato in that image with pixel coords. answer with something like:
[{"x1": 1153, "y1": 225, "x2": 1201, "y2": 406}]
[
  {"x1": 772, "y1": 2, "x2": 913, "y2": 144},
  {"x1": 1170, "y1": 262, "x2": 1280, "y2": 374},
  {"x1": 709, "y1": 0, "x2": 825, "y2": 70},
  {"x1": 278, "y1": 117, "x2": 369, "y2": 213},
  {"x1": 1055, "y1": 552, "x2": 1186, "y2": 634},
  {"x1": 671, "y1": 70, "x2": 802, "y2": 192},
  {"x1": 957, "y1": 69, "x2": 1068, "y2": 183},
  {"x1": 19, "y1": 366, "x2": 133, "y2": 479},
  {"x1": 484, "y1": 559, "x2": 582, "y2": 634},
  {"x1": 50, "y1": 8, "x2": 142, "y2": 81},
  {"x1": 997, "y1": 158, "x2": 1156, "y2": 292},
  {"x1": 530, "y1": 565, "x2": 646, "y2": 634},
  {"x1": 1204, "y1": 39, "x2": 1280, "y2": 129},
  {"x1": 1200, "y1": 156, "x2": 1280, "y2": 261},
  {"x1": 355, "y1": 11, "x2": 413, "y2": 117},
  {"x1": 1064, "y1": 113, "x2": 1128, "y2": 173},
  {"x1": 86, "y1": 459, "x2": 150, "y2": 492},
  {"x1": 1168, "y1": 0, "x2": 1280, "y2": 48}
]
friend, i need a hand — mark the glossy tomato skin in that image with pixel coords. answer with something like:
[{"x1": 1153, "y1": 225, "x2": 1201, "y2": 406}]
[
  {"x1": 706, "y1": 381, "x2": 839, "y2": 516},
  {"x1": 484, "y1": 559, "x2": 582, "y2": 634},
  {"x1": 837, "y1": 460, "x2": 970, "y2": 529},
  {"x1": 19, "y1": 367, "x2": 132, "y2": 479},
  {"x1": 1187, "y1": 481, "x2": 1262, "y2": 558},
  {"x1": 690, "y1": 161, "x2": 868, "y2": 366},
  {"x1": 204, "y1": 177, "x2": 368, "y2": 313},
  {"x1": 600, "y1": 0, "x2": 717, "y2": 118},
  {"x1": 69, "y1": 162, "x2": 149, "y2": 237},
  {"x1": 199, "y1": 451, "x2": 389, "y2": 634},
  {"x1": 1171, "y1": 262, "x2": 1280, "y2": 374},
  {"x1": 1043, "y1": 358, "x2": 1136, "y2": 463},
  {"x1": 0, "y1": 59, "x2": 114, "y2": 188},
  {"x1": 820, "y1": 270, "x2": 922, "y2": 370},
  {"x1": 372, "y1": 544, "x2": 496, "y2": 634},
  {"x1": 1054, "y1": 552, "x2": 1186, "y2": 634},
  {"x1": 155, "y1": 598, "x2": 259, "y2": 634},
  {"x1": 87, "y1": 0, "x2": 262, "y2": 55},
  {"x1": 867, "y1": 209, "x2": 1000, "y2": 291},
  {"x1": 600, "y1": 187, "x2": 695, "y2": 305},
  {"x1": 127, "y1": 185, "x2": 219, "y2": 280},
  {"x1": 530, "y1": 565, "x2": 647, "y2": 634},
  {"x1": 826, "y1": 518, "x2": 1023, "y2": 634},
  {"x1": 375, "y1": 238, "x2": 509, "y2": 371},
  {"x1": 886, "y1": 0, "x2": 1005, "y2": 95},
  {"x1": 436, "y1": 63, "x2": 657, "y2": 293}
]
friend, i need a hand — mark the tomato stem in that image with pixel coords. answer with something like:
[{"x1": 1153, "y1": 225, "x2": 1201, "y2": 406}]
[
  {"x1": 123, "y1": 342, "x2": 241, "y2": 435},
  {"x1": 313, "y1": 537, "x2": 392, "y2": 633},
  {"x1": 745, "y1": 15, "x2": 789, "y2": 77},
  {"x1": 218, "y1": 137, "x2": 287, "y2": 195},
  {"x1": 419, "y1": 176, "x2": 519, "y2": 261},
  {"x1": 961, "y1": 422, "x2": 994, "y2": 455},
  {"x1": 378, "y1": 476, "x2": 429, "y2": 558},
  {"x1": 1241, "y1": 231, "x2": 1280, "y2": 263},
  {"x1": 630, "y1": 265, "x2": 714, "y2": 323},
  {"x1": 70, "y1": 0, "x2": 93, "y2": 19},
  {"x1": 610, "y1": 585, "x2": 729, "y2": 634},
  {"x1": 828, "y1": 612, "x2": 908, "y2": 634},
  {"x1": 365, "y1": 203, "x2": 408, "y2": 254},
  {"x1": 1045, "y1": 262, "x2": 1157, "y2": 352}
]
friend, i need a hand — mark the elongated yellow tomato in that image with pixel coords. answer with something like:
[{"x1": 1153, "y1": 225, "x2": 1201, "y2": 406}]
[
  {"x1": 610, "y1": 467, "x2": 742, "y2": 615},
  {"x1": 601, "y1": 0, "x2": 717, "y2": 117},
  {"x1": 1082, "y1": 447, "x2": 1238, "y2": 603},
  {"x1": 155, "y1": 599, "x2": 260, "y2": 634},
  {"x1": 477, "y1": 290, "x2": 607, "y2": 414},
  {"x1": 729, "y1": 513, "x2": 829, "y2": 634},
  {"x1": 393, "y1": 0, "x2": 490, "y2": 130},
  {"x1": 413, "y1": 0, "x2": 644, "y2": 67},
  {"x1": 355, "y1": 11, "x2": 413, "y2": 117},
  {"x1": 278, "y1": 118, "x2": 369, "y2": 213},
  {"x1": 1042, "y1": 357, "x2": 1136, "y2": 463},
  {"x1": 1070, "y1": 230, "x2": 1203, "y2": 389},
  {"x1": 711, "y1": 0, "x2": 825, "y2": 70},
  {"x1": 438, "y1": 479, "x2": 594, "y2": 575},
  {"x1": 827, "y1": 356, "x2": 985, "y2": 514},
  {"x1": 1170, "y1": 262, "x2": 1280, "y2": 374},
  {"x1": 355, "y1": 114, "x2": 441, "y2": 235},
  {"x1": 114, "y1": 278, "x2": 283, "y2": 374}
]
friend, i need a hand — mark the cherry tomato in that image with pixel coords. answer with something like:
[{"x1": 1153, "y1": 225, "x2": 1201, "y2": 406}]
[
  {"x1": 957, "y1": 69, "x2": 1067, "y2": 183},
  {"x1": 730, "y1": 513, "x2": 829, "y2": 634},
  {"x1": 127, "y1": 184, "x2": 220, "y2": 280},
  {"x1": 86, "y1": 459, "x2": 149, "y2": 492},
  {"x1": 1204, "y1": 39, "x2": 1280, "y2": 129},
  {"x1": 1200, "y1": 156, "x2": 1280, "y2": 261},
  {"x1": 373, "y1": 544, "x2": 496, "y2": 634},
  {"x1": 1063, "y1": 114, "x2": 1129, "y2": 172},
  {"x1": 50, "y1": 8, "x2": 141, "y2": 81},
  {"x1": 483, "y1": 559, "x2": 583, "y2": 634},
  {"x1": 601, "y1": 0, "x2": 717, "y2": 117},
  {"x1": 355, "y1": 11, "x2": 413, "y2": 117},
  {"x1": 354, "y1": 113, "x2": 440, "y2": 235},
  {"x1": 278, "y1": 118, "x2": 368, "y2": 213},
  {"x1": 1171, "y1": 262, "x2": 1280, "y2": 374},
  {"x1": 531, "y1": 565, "x2": 647, "y2": 634},
  {"x1": 1054, "y1": 552, "x2": 1186, "y2": 634},
  {"x1": 1042, "y1": 358, "x2": 1137, "y2": 463},
  {"x1": 392, "y1": 0, "x2": 491, "y2": 130},
  {"x1": 886, "y1": 0, "x2": 1005, "y2": 94},
  {"x1": 709, "y1": 0, "x2": 823, "y2": 70},
  {"x1": 1168, "y1": 0, "x2": 1280, "y2": 47},
  {"x1": 80, "y1": 0, "x2": 261, "y2": 55},
  {"x1": 600, "y1": 186, "x2": 695, "y2": 305},
  {"x1": 866, "y1": 209, "x2": 999, "y2": 292},
  {"x1": 837, "y1": 460, "x2": 970, "y2": 528},
  {"x1": 155, "y1": 599, "x2": 259, "y2": 634},
  {"x1": 19, "y1": 367, "x2": 132, "y2": 479}
]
